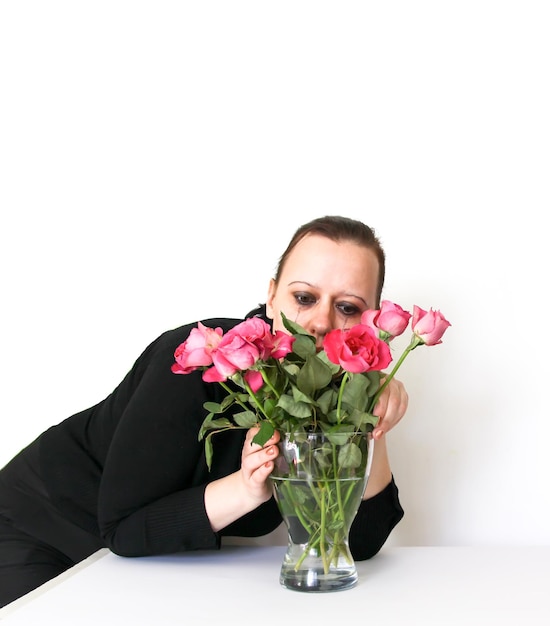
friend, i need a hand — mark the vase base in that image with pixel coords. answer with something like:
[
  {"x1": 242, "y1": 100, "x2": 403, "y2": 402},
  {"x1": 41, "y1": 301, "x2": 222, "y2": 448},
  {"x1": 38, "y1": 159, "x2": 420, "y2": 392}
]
[{"x1": 279, "y1": 565, "x2": 358, "y2": 593}]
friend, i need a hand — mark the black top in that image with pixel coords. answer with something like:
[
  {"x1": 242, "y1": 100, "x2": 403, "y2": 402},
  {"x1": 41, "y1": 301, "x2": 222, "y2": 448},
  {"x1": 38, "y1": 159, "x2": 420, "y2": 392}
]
[{"x1": 36, "y1": 309, "x2": 404, "y2": 560}]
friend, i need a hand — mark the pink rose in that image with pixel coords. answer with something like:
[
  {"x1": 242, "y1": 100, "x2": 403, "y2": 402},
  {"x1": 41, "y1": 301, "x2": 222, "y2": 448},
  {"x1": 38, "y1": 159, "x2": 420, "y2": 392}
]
[
  {"x1": 323, "y1": 324, "x2": 392, "y2": 373},
  {"x1": 270, "y1": 330, "x2": 295, "y2": 359},
  {"x1": 361, "y1": 300, "x2": 411, "y2": 340},
  {"x1": 203, "y1": 318, "x2": 274, "y2": 383},
  {"x1": 171, "y1": 322, "x2": 223, "y2": 374},
  {"x1": 412, "y1": 305, "x2": 451, "y2": 346},
  {"x1": 244, "y1": 369, "x2": 264, "y2": 393},
  {"x1": 229, "y1": 317, "x2": 277, "y2": 360}
]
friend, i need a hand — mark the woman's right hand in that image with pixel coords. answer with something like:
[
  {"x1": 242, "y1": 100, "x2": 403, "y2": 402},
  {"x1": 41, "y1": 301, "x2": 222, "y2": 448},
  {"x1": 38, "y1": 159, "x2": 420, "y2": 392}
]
[
  {"x1": 240, "y1": 426, "x2": 280, "y2": 503},
  {"x1": 204, "y1": 426, "x2": 280, "y2": 532}
]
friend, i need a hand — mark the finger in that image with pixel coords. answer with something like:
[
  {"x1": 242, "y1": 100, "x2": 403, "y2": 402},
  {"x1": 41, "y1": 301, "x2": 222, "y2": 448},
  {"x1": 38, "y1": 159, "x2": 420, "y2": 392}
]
[
  {"x1": 242, "y1": 442, "x2": 279, "y2": 475},
  {"x1": 244, "y1": 426, "x2": 261, "y2": 447},
  {"x1": 372, "y1": 384, "x2": 408, "y2": 438},
  {"x1": 373, "y1": 403, "x2": 407, "y2": 438}
]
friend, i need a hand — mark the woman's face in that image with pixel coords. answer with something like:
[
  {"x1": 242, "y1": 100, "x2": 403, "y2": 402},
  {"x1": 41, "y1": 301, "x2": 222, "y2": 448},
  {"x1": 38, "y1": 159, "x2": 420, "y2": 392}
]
[{"x1": 266, "y1": 233, "x2": 380, "y2": 349}]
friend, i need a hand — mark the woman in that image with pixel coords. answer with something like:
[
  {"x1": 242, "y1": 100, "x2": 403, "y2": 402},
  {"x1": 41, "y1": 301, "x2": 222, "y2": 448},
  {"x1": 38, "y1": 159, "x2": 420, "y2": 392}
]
[{"x1": 0, "y1": 215, "x2": 406, "y2": 607}]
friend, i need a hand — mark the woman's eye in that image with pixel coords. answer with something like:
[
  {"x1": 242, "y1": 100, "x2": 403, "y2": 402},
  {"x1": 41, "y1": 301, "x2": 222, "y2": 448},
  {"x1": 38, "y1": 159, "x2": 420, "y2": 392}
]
[
  {"x1": 337, "y1": 303, "x2": 361, "y2": 316},
  {"x1": 294, "y1": 293, "x2": 316, "y2": 306}
]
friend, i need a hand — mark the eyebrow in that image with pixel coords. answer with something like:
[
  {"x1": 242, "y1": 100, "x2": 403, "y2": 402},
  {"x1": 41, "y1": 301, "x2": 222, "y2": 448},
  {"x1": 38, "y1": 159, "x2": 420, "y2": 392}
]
[{"x1": 287, "y1": 281, "x2": 369, "y2": 307}]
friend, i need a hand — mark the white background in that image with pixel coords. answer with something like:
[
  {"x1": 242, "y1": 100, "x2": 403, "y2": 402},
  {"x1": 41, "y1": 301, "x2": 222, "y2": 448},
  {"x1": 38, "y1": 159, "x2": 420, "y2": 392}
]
[{"x1": 1, "y1": 1, "x2": 549, "y2": 547}]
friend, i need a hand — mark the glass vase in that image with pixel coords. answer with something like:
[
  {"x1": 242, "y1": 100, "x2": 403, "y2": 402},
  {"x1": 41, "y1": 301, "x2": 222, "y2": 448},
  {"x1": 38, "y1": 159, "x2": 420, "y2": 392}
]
[{"x1": 270, "y1": 429, "x2": 373, "y2": 592}]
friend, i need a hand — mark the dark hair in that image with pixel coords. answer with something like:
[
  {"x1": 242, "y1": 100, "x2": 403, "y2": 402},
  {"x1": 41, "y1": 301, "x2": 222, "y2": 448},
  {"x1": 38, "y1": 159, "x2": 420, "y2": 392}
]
[{"x1": 274, "y1": 215, "x2": 386, "y2": 307}]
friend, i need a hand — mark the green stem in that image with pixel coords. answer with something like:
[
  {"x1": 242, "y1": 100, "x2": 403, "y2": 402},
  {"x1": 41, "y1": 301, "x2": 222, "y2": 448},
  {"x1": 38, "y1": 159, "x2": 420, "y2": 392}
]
[
  {"x1": 332, "y1": 443, "x2": 346, "y2": 524},
  {"x1": 335, "y1": 371, "x2": 349, "y2": 423},
  {"x1": 267, "y1": 361, "x2": 284, "y2": 399},
  {"x1": 281, "y1": 481, "x2": 314, "y2": 535},
  {"x1": 319, "y1": 489, "x2": 329, "y2": 572},
  {"x1": 241, "y1": 379, "x2": 271, "y2": 421},
  {"x1": 218, "y1": 380, "x2": 250, "y2": 412},
  {"x1": 368, "y1": 335, "x2": 423, "y2": 414}
]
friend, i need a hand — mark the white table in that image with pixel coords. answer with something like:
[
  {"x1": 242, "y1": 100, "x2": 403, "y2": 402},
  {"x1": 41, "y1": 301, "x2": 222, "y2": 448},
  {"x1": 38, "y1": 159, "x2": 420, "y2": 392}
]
[{"x1": 1, "y1": 546, "x2": 548, "y2": 625}]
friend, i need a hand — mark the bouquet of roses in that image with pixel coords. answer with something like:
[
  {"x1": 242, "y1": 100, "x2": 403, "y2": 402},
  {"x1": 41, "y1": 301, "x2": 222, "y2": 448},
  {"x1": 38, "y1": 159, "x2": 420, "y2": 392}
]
[{"x1": 171, "y1": 301, "x2": 451, "y2": 468}]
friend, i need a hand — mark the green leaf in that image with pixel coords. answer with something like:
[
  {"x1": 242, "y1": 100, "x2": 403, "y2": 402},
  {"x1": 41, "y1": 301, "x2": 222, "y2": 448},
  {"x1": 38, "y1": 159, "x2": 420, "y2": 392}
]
[
  {"x1": 218, "y1": 392, "x2": 251, "y2": 408},
  {"x1": 316, "y1": 349, "x2": 341, "y2": 374},
  {"x1": 277, "y1": 393, "x2": 314, "y2": 418},
  {"x1": 281, "y1": 312, "x2": 313, "y2": 338},
  {"x1": 251, "y1": 421, "x2": 275, "y2": 447},
  {"x1": 312, "y1": 442, "x2": 333, "y2": 469},
  {"x1": 291, "y1": 384, "x2": 313, "y2": 405},
  {"x1": 326, "y1": 407, "x2": 343, "y2": 424},
  {"x1": 262, "y1": 397, "x2": 278, "y2": 418},
  {"x1": 348, "y1": 410, "x2": 378, "y2": 430},
  {"x1": 281, "y1": 362, "x2": 300, "y2": 378},
  {"x1": 297, "y1": 355, "x2": 333, "y2": 396},
  {"x1": 364, "y1": 370, "x2": 382, "y2": 394},
  {"x1": 198, "y1": 414, "x2": 232, "y2": 441},
  {"x1": 291, "y1": 334, "x2": 317, "y2": 359},
  {"x1": 233, "y1": 410, "x2": 259, "y2": 428},
  {"x1": 204, "y1": 433, "x2": 214, "y2": 470},
  {"x1": 259, "y1": 365, "x2": 285, "y2": 393},
  {"x1": 338, "y1": 441, "x2": 362, "y2": 469},
  {"x1": 317, "y1": 388, "x2": 337, "y2": 415},
  {"x1": 322, "y1": 424, "x2": 360, "y2": 445},
  {"x1": 203, "y1": 401, "x2": 223, "y2": 414},
  {"x1": 342, "y1": 373, "x2": 371, "y2": 411}
]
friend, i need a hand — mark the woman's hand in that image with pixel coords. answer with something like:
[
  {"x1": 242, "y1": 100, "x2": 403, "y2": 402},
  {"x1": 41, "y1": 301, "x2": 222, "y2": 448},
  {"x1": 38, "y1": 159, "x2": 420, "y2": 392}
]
[
  {"x1": 239, "y1": 426, "x2": 280, "y2": 503},
  {"x1": 371, "y1": 376, "x2": 408, "y2": 440},
  {"x1": 360, "y1": 376, "x2": 408, "y2": 498},
  {"x1": 204, "y1": 426, "x2": 280, "y2": 532}
]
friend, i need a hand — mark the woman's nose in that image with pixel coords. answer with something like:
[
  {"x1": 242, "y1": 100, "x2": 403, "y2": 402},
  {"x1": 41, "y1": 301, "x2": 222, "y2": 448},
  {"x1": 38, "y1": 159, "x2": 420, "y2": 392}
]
[{"x1": 306, "y1": 308, "x2": 334, "y2": 344}]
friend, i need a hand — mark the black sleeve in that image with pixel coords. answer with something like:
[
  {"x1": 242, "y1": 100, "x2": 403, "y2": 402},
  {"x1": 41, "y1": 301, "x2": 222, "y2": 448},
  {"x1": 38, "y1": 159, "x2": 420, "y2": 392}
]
[
  {"x1": 349, "y1": 476, "x2": 404, "y2": 560},
  {"x1": 95, "y1": 326, "x2": 229, "y2": 556}
]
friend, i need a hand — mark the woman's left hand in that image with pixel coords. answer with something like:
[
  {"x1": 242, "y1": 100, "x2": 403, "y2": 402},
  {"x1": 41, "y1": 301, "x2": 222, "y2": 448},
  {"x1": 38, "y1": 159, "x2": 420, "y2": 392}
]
[{"x1": 371, "y1": 376, "x2": 408, "y2": 440}]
